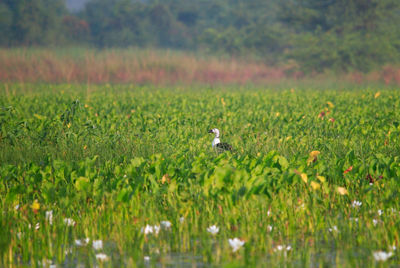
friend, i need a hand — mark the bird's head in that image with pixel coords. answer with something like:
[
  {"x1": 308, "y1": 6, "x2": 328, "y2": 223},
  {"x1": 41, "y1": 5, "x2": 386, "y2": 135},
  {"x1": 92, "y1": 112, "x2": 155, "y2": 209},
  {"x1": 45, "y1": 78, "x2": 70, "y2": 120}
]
[{"x1": 208, "y1": 128, "x2": 220, "y2": 137}]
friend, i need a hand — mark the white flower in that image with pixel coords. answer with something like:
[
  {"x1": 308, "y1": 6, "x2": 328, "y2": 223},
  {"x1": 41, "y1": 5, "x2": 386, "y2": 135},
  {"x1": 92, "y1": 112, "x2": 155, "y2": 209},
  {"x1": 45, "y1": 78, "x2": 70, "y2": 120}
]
[
  {"x1": 390, "y1": 245, "x2": 397, "y2": 251},
  {"x1": 75, "y1": 238, "x2": 90, "y2": 246},
  {"x1": 274, "y1": 245, "x2": 292, "y2": 252},
  {"x1": 267, "y1": 225, "x2": 273, "y2": 232},
  {"x1": 40, "y1": 259, "x2": 53, "y2": 266},
  {"x1": 378, "y1": 210, "x2": 383, "y2": 216},
  {"x1": 64, "y1": 218, "x2": 75, "y2": 226},
  {"x1": 46, "y1": 210, "x2": 53, "y2": 225},
  {"x1": 352, "y1": 200, "x2": 362, "y2": 208},
  {"x1": 350, "y1": 217, "x2": 359, "y2": 222},
  {"x1": 373, "y1": 251, "x2": 393, "y2": 261},
  {"x1": 142, "y1": 225, "x2": 153, "y2": 235},
  {"x1": 141, "y1": 225, "x2": 160, "y2": 235},
  {"x1": 161, "y1": 221, "x2": 172, "y2": 229},
  {"x1": 153, "y1": 225, "x2": 160, "y2": 234},
  {"x1": 207, "y1": 225, "x2": 219, "y2": 235},
  {"x1": 15, "y1": 204, "x2": 20, "y2": 210},
  {"x1": 267, "y1": 210, "x2": 272, "y2": 217},
  {"x1": 64, "y1": 247, "x2": 72, "y2": 255},
  {"x1": 228, "y1": 238, "x2": 245, "y2": 252},
  {"x1": 144, "y1": 256, "x2": 150, "y2": 262},
  {"x1": 95, "y1": 253, "x2": 109, "y2": 261},
  {"x1": 35, "y1": 223, "x2": 40, "y2": 230},
  {"x1": 373, "y1": 219, "x2": 378, "y2": 226},
  {"x1": 328, "y1": 226, "x2": 338, "y2": 232},
  {"x1": 179, "y1": 217, "x2": 185, "y2": 223},
  {"x1": 92, "y1": 240, "x2": 103, "y2": 250}
]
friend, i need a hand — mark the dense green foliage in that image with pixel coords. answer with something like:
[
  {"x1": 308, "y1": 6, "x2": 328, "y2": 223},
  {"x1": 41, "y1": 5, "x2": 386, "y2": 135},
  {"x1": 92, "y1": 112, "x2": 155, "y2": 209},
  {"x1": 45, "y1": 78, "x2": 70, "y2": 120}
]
[
  {"x1": 1, "y1": 0, "x2": 399, "y2": 72},
  {"x1": 1, "y1": 84, "x2": 400, "y2": 266}
]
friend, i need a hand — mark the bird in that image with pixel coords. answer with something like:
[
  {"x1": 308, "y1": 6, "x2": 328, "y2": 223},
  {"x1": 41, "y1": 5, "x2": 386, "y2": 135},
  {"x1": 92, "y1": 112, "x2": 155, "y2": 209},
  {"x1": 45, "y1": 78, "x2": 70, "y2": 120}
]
[{"x1": 208, "y1": 128, "x2": 233, "y2": 152}]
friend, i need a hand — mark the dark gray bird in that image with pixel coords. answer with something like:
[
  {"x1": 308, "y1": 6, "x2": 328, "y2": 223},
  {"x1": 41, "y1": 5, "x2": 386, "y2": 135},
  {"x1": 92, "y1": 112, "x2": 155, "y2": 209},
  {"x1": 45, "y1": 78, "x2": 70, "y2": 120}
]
[{"x1": 208, "y1": 128, "x2": 233, "y2": 151}]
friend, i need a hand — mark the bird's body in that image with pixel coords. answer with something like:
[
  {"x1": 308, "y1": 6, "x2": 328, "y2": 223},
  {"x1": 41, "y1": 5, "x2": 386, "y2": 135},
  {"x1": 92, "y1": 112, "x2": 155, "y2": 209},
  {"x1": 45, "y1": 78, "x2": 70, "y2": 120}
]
[
  {"x1": 209, "y1": 128, "x2": 233, "y2": 152},
  {"x1": 216, "y1": 142, "x2": 233, "y2": 151}
]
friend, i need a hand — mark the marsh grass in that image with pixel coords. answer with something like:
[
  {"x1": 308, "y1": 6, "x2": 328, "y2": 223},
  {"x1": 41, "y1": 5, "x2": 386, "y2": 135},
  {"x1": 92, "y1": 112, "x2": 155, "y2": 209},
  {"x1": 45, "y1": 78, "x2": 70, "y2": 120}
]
[
  {"x1": 1, "y1": 48, "x2": 400, "y2": 86},
  {"x1": 1, "y1": 83, "x2": 400, "y2": 266}
]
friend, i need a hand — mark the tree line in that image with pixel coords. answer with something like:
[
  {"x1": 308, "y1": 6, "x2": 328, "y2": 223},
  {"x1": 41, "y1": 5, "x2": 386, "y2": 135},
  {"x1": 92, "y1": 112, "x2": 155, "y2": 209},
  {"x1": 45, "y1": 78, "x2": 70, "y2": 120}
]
[{"x1": 0, "y1": 0, "x2": 399, "y2": 72}]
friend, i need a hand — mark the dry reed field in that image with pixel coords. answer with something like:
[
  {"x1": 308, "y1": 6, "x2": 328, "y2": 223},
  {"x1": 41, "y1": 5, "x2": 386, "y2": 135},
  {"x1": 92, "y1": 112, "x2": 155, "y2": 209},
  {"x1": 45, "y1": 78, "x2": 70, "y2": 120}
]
[{"x1": 1, "y1": 48, "x2": 400, "y2": 85}]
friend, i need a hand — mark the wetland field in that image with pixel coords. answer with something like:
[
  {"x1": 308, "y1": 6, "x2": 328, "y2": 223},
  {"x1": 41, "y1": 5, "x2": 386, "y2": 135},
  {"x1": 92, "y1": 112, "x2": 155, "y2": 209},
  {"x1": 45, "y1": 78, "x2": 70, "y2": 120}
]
[{"x1": 1, "y1": 81, "x2": 400, "y2": 267}]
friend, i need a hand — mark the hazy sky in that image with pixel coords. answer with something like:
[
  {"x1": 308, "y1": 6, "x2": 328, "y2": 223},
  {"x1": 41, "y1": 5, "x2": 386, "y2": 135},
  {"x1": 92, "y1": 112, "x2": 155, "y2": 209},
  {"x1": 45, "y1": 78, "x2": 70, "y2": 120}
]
[{"x1": 66, "y1": 0, "x2": 89, "y2": 11}]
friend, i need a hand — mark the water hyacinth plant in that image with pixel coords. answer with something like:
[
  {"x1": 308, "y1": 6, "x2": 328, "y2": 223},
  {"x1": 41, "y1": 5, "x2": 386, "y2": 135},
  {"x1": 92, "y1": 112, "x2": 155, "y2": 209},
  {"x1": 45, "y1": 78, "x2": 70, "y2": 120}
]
[
  {"x1": 160, "y1": 221, "x2": 172, "y2": 229},
  {"x1": 352, "y1": 200, "x2": 362, "y2": 208},
  {"x1": 373, "y1": 251, "x2": 393, "y2": 262},
  {"x1": 207, "y1": 225, "x2": 220, "y2": 235},
  {"x1": 141, "y1": 225, "x2": 161, "y2": 235},
  {"x1": 95, "y1": 253, "x2": 109, "y2": 261},
  {"x1": 63, "y1": 218, "x2": 76, "y2": 226},
  {"x1": 228, "y1": 238, "x2": 245, "y2": 253},
  {"x1": 75, "y1": 238, "x2": 90, "y2": 247},
  {"x1": 92, "y1": 240, "x2": 103, "y2": 251},
  {"x1": 1, "y1": 84, "x2": 400, "y2": 266}
]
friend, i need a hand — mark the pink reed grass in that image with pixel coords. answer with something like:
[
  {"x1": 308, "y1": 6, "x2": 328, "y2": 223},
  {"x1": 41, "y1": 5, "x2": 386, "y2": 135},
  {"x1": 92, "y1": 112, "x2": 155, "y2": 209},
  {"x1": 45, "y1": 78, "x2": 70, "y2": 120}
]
[{"x1": 0, "y1": 48, "x2": 399, "y2": 85}]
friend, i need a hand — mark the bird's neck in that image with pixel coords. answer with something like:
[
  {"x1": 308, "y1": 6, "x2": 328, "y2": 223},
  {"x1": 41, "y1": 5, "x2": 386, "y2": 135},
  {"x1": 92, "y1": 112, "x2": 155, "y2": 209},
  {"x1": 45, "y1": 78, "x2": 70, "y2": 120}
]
[{"x1": 212, "y1": 137, "x2": 220, "y2": 147}]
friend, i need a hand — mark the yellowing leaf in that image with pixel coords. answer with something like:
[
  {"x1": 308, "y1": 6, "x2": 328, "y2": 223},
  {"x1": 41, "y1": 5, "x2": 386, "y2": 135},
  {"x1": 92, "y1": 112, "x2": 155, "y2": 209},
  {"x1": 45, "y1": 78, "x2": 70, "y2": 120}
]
[
  {"x1": 317, "y1": 176, "x2": 326, "y2": 183},
  {"x1": 307, "y1": 151, "x2": 320, "y2": 165},
  {"x1": 31, "y1": 200, "x2": 40, "y2": 212},
  {"x1": 337, "y1": 186, "x2": 348, "y2": 195},
  {"x1": 310, "y1": 151, "x2": 320, "y2": 157},
  {"x1": 310, "y1": 181, "x2": 321, "y2": 190},
  {"x1": 161, "y1": 174, "x2": 170, "y2": 184},
  {"x1": 326, "y1": 101, "x2": 334, "y2": 108},
  {"x1": 374, "y1": 92, "x2": 381, "y2": 98},
  {"x1": 301, "y1": 173, "x2": 308, "y2": 183},
  {"x1": 33, "y1": 114, "x2": 45, "y2": 120},
  {"x1": 221, "y1": 98, "x2": 226, "y2": 106}
]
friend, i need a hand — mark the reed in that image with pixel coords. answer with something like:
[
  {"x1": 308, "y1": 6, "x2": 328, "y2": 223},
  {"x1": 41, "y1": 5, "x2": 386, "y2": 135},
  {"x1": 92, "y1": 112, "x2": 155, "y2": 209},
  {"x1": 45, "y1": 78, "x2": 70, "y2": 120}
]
[{"x1": 1, "y1": 48, "x2": 399, "y2": 85}]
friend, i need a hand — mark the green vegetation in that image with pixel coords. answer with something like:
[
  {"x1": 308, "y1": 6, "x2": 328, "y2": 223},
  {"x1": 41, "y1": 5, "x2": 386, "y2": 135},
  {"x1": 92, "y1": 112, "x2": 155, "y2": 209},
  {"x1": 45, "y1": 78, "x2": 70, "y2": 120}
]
[
  {"x1": 1, "y1": 83, "x2": 400, "y2": 266},
  {"x1": 1, "y1": 0, "x2": 400, "y2": 72}
]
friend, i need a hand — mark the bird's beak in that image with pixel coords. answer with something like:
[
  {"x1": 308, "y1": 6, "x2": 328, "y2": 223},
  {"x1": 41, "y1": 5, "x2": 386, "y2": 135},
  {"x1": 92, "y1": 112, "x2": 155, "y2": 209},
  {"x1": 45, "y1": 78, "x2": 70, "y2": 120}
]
[{"x1": 208, "y1": 129, "x2": 213, "y2": 133}]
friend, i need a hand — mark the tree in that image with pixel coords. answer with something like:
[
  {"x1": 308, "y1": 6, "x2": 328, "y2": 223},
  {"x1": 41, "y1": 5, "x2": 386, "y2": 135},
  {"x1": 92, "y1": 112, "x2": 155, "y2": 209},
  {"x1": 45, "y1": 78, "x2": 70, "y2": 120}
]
[
  {"x1": 0, "y1": 3, "x2": 13, "y2": 45},
  {"x1": 279, "y1": 0, "x2": 400, "y2": 72},
  {"x1": 0, "y1": 0, "x2": 67, "y2": 46}
]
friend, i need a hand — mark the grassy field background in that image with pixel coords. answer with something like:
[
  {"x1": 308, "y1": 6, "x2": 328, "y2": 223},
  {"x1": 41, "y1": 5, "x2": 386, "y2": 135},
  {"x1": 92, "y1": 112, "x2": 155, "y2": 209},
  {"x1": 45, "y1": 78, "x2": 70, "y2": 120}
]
[
  {"x1": 1, "y1": 49, "x2": 400, "y2": 267},
  {"x1": 1, "y1": 48, "x2": 400, "y2": 85}
]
